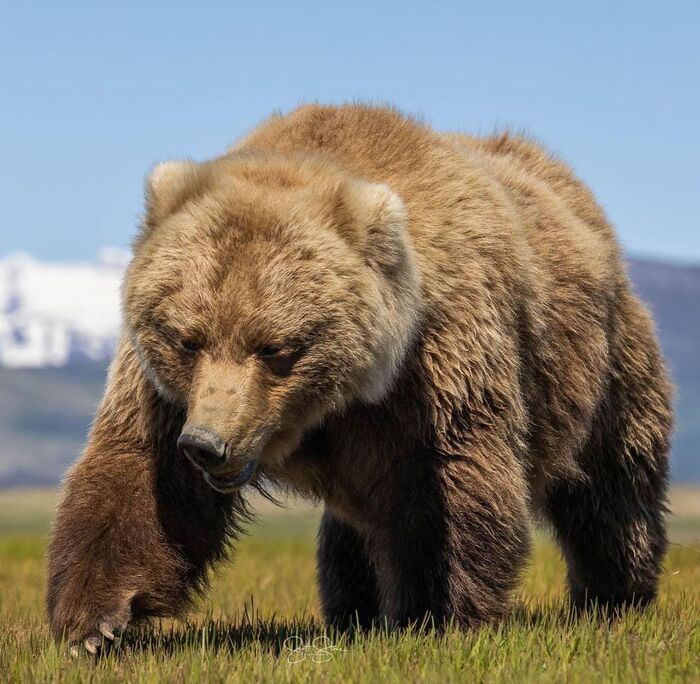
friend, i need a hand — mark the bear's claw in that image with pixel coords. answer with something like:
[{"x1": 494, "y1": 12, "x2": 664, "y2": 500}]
[
  {"x1": 99, "y1": 621, "x2": 115, "y2": 640},
  {"x1": 68, "y1": 619, "x2": 125, "y2": 658},
  {"x1": 84, "y1": 636, "x2": 101, "y2": 655}
]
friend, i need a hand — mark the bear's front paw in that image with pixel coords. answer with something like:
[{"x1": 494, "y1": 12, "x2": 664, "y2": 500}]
[
  {"x1": 69, "y1": 615, "x2": 130, "y2": 657},
  {"x1": 49, "y1": 583, "x2": 135, "y2": 657}
]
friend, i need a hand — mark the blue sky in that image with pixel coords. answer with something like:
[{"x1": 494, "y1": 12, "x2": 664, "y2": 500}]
[{"x1": 1, "y1": 1, "x2": 698, "y2": 262}]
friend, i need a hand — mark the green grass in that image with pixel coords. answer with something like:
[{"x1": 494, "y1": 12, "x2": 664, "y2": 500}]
[{"x1": 0, "y1": 490, "x2": 698, "y2": 682}]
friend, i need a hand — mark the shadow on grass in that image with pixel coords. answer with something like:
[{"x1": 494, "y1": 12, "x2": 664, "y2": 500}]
[
  {"x1": 111, "y1": 597, "x2": 360, "y2": 660},
  {"x1": 103, "y1": 599, "x2": 644, "y2": 659},
  {"x1": 117, "y1": 614, "x2": 330, "y2": 659}
]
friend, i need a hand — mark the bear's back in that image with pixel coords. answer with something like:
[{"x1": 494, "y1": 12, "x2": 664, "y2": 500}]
[
  {"x1": 447, "y1": 131, "x2": 620, "y2": 251},
  {"x1": 236, "y1": 104, "x2": 621, "y2": 270}
]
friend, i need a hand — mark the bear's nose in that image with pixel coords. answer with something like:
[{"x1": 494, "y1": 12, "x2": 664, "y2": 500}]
[{"x1": 177, "y1": 426, "x2": 227, "y2": 472}]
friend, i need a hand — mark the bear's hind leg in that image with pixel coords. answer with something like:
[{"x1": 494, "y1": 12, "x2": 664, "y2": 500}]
[
  {"x1": 317, "y1": 511, "x2": 380, "y2": 629},
  {"x1": 546, "y1": 456, "x2": 669, "y2": 612},
  {"x1": 546, "y1": 298, "x2": 672, "y2": 612}
]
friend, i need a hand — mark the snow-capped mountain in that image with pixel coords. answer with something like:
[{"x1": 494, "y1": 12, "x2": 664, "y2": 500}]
[{"x1": 0, "y1": 249, "x2": 129, "y2": 368}]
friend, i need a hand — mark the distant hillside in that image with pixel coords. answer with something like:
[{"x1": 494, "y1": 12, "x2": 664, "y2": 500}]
[
  {"x1": 0, "y1": 363, "x2": 106, "y2": 487},
  {"x1": 0, "y1": 254, "x2": 697, "y2": 486},
  {"x1": 629, "y1": 259, "x2": 700, "y2": 480}
]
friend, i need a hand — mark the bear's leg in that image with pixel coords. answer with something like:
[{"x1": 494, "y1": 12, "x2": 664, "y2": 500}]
[
  {"x1": 546, "y1": 475, "x2": 668, "y2": 612},
  {"x1": 545, "y1": 433, "x2": 670, "y2": 612},
  {"x1": 368, "y1": 449, "x2": 531, "y2": 629},
  {"x1": 48, "y1": 438, "x2": 243, "y2": 653},
  {"x1": 47, "y1": 340, "x2": 244, "y2": 652},
  {"x1": 545, "y1": 300, "x2": 672, "y2": 612},
  {"x1": 316, "y1": 510, "x2": 380, "y2": 629}
]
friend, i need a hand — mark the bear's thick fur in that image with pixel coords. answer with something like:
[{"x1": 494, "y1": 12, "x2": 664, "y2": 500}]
[{"x1": 47, "y1": 104, "x2": 672, "y2": 650}]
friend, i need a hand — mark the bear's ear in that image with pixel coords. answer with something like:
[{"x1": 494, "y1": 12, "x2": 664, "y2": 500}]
[
  {"x1": 336, "y1": 179, "x2": 412, "y2": 276},
  {"x1": 144, "y1": 159, "x2": 205, "y2": 226}
]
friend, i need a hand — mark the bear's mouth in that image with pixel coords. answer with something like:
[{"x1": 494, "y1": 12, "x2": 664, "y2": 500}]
[{"x1": 203, "y1": 460, "x2": 259, "y2": 493}]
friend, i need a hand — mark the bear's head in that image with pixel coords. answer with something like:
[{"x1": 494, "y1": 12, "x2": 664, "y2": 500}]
[{"x1": 123, "y1": 152, "x2": 422, "y2": 492}]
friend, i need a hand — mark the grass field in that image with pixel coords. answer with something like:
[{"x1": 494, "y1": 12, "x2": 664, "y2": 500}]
[{"x1": 0, "y1": 489, "x2": 698, "y2": 682}]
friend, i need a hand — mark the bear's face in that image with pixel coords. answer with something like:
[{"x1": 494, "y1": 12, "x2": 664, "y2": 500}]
[{"x1": 123, "y1": 154, "x2": 422, "y2": 491}]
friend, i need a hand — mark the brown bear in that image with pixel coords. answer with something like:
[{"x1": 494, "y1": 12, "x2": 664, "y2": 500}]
[{"x1": 47, "y1": 103, "x2": 673, "y2": 654}]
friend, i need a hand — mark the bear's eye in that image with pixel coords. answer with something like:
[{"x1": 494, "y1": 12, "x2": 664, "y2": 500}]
[
  {"x1": 256, "y1": 344, "x2": 283, "y2": 358},
  {"x1": 255, "y1": 344, "x2": 304, "y2": 377},
  {"x1": 180, "y1": 338, "x2": 202, "y2": 354}
]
